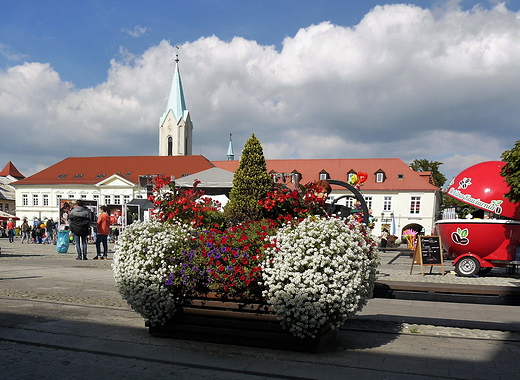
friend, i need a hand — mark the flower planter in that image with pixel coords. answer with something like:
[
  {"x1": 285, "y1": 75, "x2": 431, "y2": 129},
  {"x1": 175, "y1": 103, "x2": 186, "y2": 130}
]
[{"x1": 147, "y1": 294, "x2": 337, "y2": 353}]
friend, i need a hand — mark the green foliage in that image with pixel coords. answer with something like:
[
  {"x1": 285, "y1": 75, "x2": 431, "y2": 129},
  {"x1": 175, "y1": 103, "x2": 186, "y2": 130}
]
[
  {"x1": 501, "y1": 139, "x2": 520, "y2": 203},
  {"x1": 410, "y1": 159, "x2": 447, "y2": 188},
  {"x1": 224, "y1": 134, "x2": 274, "y2": 224}
]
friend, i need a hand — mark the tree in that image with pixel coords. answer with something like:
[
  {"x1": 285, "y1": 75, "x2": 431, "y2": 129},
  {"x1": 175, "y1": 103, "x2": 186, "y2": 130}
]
[
  {"x1": 224, "y1": 134, "x2": 273, "y2": 224},
  {"x1": 409, "y1": 159, "x2": 447, "y2": 188},
  {"x1": 501, "y1": 139, "x2": 520, "y2": 203}
]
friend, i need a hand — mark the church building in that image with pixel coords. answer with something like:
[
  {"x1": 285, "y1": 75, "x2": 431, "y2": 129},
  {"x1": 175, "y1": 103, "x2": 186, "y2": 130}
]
[{"x1": 159, "y1": 53, "x2": 193, "y2": 156}]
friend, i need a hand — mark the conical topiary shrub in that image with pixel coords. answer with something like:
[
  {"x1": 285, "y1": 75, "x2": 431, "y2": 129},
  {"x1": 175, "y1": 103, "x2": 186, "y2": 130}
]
[{"x1": 225, "y1": 134, "x2": 273, "y2": 224}]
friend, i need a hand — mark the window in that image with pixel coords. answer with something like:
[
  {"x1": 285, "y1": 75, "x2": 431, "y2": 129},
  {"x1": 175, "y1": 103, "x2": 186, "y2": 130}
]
[
  {"x1": 114, "y1": 195, "x2": 121, "y2": 205},
  {"x1": 363, "y1": 196, "x2": 373, "y2": 209},
  {"x1": 68, "y1": 194, "x2": 75, "y2": 199},
  {"x1": 124, "y1": 195, "x2": 130, "y2": 204},
  {"x1": 168, "y1": 136, "x2": 173, "y2": 156},
  {"x1": 81, "y1": 194, "x2": 87, "y2": 200},
  {"x1": 43, "y1": 194, "x2": 49, "y2": 206},
  {"x1": 33, "y1": 194, "x2": 39, "y2": 206},
  {"x1": 0, "y1": 203, "x2": 2, "y2": 211},
  {"x1": 376, "y1": 172, "x2": 384, "y2": 183},
  {"x1": 410, "y1": 196, "x2": 421, "y2": 215},
  {"x1": 346, "y1": 197, "x2": 355, "y2": 209},
  {"x1": 136, "y1": 195, "x2": 143, "y2": 199},
  {"x1": 4, "y1": 204, "x2": 8, "y2": 212},
  {"x1": 104, "y1": 195, "x2": 111, "y2": 205},
  {"x1": 398, "y1": 174, "x2": 404, "y2": 179},
  {"x1": 23, "y1": 194, "x2": 28, "y2": 206},
  {"x1": 319, "y1": 170, "x2": 329, "y2": 180},
  {"x1": 93, "y1": 195, "x2": 99, "y2": 203},
  {"x1": 383, "y1": 196, "x2": 392, "y2": 211}
]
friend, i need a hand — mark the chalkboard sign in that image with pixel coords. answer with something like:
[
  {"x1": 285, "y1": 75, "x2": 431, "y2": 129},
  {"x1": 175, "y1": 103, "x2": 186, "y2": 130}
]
[
  {"x1": 420, "y1": 236, "x2": 442, "y2": 264},
  {"x1": 410, "y1": 236, "x2": 445, "y2": 276}
]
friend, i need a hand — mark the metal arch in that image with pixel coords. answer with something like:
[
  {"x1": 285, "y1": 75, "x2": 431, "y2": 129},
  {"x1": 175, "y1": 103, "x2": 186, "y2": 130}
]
[{"x1": 327, "y1": 179, "x2": 370, "y2": 225}]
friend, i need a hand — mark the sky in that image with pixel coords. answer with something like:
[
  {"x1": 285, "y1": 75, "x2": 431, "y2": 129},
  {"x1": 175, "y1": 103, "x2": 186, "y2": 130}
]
[{"x1": 1, "y1": 0, "x2": 520, "y2": 183}]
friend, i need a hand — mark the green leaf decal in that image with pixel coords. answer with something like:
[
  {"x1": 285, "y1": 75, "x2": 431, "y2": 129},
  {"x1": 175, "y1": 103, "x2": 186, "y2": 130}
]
[{"x1": 460, "y1": 228, "x2": 468, "y2": 238}]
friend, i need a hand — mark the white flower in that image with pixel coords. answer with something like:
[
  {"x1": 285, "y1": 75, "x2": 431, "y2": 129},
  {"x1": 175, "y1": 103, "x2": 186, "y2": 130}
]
[
  {"x1": 262, "y1": 216, "x2": 380, "y2": 339},
  {"x1": 112, "y1": 220, "x2": 191, "y2": 326}
]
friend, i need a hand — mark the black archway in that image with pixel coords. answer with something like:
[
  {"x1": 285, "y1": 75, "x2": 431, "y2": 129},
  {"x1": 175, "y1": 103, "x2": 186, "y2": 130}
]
[{"x1": 327, "y1": 179, "x2": 370, "y2": 225}]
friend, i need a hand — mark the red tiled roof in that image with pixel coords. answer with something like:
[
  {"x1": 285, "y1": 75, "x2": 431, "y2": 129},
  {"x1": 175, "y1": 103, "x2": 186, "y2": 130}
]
[
  {"x1": 14, "y1": 156, "x2": 215, "y2": 185},
  {"x1": 0, "y1": 161, "x2": 25, "y2": 179},
  {"x1": 214, "y1": 158, "x2": 439, "y2": 192}
]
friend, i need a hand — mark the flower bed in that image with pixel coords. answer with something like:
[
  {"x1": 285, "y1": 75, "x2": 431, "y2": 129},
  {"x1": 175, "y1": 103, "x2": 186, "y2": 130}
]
[{"x1": 113, "y1": 176, "x2": 380, "y2": 350}]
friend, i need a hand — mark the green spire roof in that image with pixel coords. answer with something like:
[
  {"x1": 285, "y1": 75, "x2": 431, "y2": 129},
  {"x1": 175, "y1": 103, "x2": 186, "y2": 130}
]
[{"x1": 161, "y1": 60, "x2": 187, "y2": 124}]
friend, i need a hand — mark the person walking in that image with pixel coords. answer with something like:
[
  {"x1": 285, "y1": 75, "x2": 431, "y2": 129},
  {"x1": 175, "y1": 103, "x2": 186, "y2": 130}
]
[
  {"x1": 7, "y1": 218, "x2": 15, "y2": 243},
  {"x1": 94, "y1": 206, "x2": 111, "y2": 260},
  {"x1": 43, "y1": 218, "x2": 55, "y2": 245},
  {"x1": 21, "y1": 218, "x2": 30, "y2": 244},
  {"x1": 381, "y1": 228, "x2": 389, "y2": 253},
  {"x1": 68, "y1": 200, "x2": 92, "y2": 260}
]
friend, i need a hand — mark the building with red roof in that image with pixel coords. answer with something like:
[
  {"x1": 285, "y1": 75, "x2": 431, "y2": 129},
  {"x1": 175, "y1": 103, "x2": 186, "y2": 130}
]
[
  {"x1": 0, "y1": 161, "x2": 24, "y2": 216},
  {"x1": 12, "y1": 155, "x2": 214, "y2": 223},
  {"x1": 214, "y1": 158, "x2": 441, "y2": 236}
]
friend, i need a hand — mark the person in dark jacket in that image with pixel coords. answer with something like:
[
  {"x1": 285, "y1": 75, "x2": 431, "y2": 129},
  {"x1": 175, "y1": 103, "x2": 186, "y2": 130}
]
[{"x1": 68, "y1": 200, "x2": 92, "y2": 260}]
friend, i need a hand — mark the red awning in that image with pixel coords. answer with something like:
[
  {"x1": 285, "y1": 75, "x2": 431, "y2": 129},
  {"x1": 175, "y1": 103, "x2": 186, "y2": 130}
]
[{"x1": 0, "y1": 211, "x2": 19, "y2": 221}]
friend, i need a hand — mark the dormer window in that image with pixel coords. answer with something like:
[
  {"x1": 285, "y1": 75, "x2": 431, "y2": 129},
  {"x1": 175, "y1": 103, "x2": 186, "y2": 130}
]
[
  {"x1": 398, "y1": 174, "x2": 404, "y2": 179},
  {"x1": 319, "y1": 170, "x2": 329, "y2": 180},
  {"x1": 375, "y1": 169, "x2": 385, "y2": 183}
]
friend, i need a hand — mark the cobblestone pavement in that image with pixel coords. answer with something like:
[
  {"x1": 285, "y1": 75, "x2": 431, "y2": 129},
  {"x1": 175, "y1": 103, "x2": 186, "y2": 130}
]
[{"x1": 1, "y1": 238, "x2": 520, "y2": 379}]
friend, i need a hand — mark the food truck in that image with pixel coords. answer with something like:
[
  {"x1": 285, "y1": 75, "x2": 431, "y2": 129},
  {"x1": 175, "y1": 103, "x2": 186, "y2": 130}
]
[{"x1": 436, "y1": 161, "x2": 520, "y2": 277}]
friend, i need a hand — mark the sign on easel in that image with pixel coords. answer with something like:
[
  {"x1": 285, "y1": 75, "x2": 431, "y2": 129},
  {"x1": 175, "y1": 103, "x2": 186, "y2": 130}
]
[{"x1": 410, "y1": 236, "x2": 445, "y2": 276}]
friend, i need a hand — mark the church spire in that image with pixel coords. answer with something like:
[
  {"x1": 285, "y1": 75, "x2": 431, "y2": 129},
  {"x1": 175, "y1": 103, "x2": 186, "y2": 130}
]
[
  {"x1": 227, "y1": 134, "x2": 235, "y2": 161},
  {"x1": 162, "y1": 46, "x2": 187, "y2": 124},
  {"x1": 159, "y1": 46, "x2": 193, "y2": 156}
]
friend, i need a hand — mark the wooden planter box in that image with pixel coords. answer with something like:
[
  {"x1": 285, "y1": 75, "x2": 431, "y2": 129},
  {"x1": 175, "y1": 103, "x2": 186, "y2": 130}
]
[{"x1": 147, "y1": 294, "x2": 337, "y2": 353}]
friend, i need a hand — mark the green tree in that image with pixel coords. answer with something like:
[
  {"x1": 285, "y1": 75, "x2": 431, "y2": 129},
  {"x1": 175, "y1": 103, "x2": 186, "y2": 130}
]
[
  {"x1": 224, "y1": 134, "x2": 273, "y2": 224},
  {"x1": 501, "y1": 139, "x2": 520, "y2": 203},
  {"x1": 409, "y1": 159, "x2": 447, "y2": 188}
]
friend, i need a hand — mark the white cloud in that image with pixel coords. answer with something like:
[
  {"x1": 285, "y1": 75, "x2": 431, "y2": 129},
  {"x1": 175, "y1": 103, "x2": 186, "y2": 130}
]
[
  {"x1": 1, "y1": 3, "x2": 519, "y2": 178},
  {"x1": 123, "y1": 25, "x2": 147, "y2": 38},
  {"x1": 0, "y1": 43, "x2": 28, "y2": 61}
]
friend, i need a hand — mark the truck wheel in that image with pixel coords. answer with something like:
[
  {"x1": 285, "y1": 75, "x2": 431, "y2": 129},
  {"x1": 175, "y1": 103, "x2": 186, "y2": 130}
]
[{"x1": 455, "y1": 257, "x2": 480, "y2": 277}]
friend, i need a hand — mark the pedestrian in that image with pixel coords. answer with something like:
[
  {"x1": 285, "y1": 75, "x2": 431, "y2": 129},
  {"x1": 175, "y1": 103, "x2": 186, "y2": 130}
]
[
  {"x1": 94, "y1": 206, "x2": 111, "y2": 260},
  {"x1": 31, "y1": 222, "x2": 37, "y2": 243},
  {"x1": 21, "y1": 218, "x2": 30, "y2": 244},
  {"x1": 44, "y1": 218, "x2": 55, "y2": 245},
  {"x1": 7, "y1": 218, "x2": 15, "y2": 243},
  {"x1": 381, "y1": 228, "x2": 389, "y2": 253},
  {"x1": 37, "y1": 220, "x2": 45, "y2": 244},
  {"x1": 68, "y1": 200, "x2": 92, "y2": 260}
]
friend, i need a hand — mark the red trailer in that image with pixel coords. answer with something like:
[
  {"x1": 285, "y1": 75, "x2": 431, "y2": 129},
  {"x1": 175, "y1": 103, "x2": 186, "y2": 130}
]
[{"x1": 436, "y1": 161, "x2": 520, "y2": 277}]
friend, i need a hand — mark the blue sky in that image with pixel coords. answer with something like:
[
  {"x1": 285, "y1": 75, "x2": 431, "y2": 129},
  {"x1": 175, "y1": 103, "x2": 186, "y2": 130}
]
[{"x1": 1, "y1": 0, "x2": 520, "y2": 181}]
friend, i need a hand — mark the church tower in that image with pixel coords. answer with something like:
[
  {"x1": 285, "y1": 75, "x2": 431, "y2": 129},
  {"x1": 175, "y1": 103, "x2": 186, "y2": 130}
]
[{"x1": 159, "y1": 49, "x2": 193, "y2": 156}]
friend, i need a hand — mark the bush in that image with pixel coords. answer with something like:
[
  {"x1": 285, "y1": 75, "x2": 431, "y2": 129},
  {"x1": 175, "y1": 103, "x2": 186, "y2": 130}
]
[
  {"x1": 261, "y1": 216, "x2": 379, "y2": 338},
  {"x1": 225, "y1": 134, "x2": 273, "y2": 224},
  {"x1": 113, "y1": 220, "x2": 191, "y2": 326}
]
